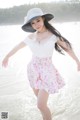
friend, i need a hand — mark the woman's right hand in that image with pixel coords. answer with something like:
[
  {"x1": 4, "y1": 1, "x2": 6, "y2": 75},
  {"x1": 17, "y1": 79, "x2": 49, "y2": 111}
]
[{"x1": 2, "y1": 56, "x2": 9, "y2": 68}]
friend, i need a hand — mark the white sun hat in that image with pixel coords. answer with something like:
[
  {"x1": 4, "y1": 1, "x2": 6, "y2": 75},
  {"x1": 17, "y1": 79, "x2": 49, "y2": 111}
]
[{"x1": 22, "y1": 8, "x2": 54, "y2": 32}]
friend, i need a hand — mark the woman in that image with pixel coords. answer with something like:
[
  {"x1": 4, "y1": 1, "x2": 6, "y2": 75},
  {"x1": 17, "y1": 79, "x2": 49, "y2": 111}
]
[{"x1": 2, "y1": 8, "x2": 80, "y2": 120}]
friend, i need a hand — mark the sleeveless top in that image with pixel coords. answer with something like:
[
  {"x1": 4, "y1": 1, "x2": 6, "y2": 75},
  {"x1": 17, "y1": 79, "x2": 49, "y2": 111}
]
[{"x1": 23, "y1": 33, "x2": 58, "y2": 58}]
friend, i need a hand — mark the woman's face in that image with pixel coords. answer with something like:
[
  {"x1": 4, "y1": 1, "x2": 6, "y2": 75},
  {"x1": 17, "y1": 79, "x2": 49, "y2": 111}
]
[{"x1": 31, "y1": 16, "x2": 45, "y2": 32}]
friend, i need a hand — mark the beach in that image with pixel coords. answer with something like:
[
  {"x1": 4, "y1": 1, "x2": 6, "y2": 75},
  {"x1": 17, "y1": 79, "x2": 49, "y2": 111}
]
[{"x1": 0, "y1": 22, "x2": 80, "y2": 120}]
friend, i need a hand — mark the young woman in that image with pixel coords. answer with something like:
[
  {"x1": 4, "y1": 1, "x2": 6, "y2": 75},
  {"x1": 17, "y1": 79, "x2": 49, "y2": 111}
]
[{"x1": 2, "y1": 8, "x2": 80, "y2": 120}]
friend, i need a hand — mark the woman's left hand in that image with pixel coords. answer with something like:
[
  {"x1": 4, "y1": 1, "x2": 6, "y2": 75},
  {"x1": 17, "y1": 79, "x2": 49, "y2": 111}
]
[{"x1": 77, "y1": 62, "x2": 80, "y2": 71}]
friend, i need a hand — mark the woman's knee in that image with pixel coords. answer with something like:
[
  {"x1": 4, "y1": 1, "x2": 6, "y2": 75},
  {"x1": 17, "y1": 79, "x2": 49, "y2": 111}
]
[{"x1": 37, "y1": 100, "x2": 46, "y2": 111}]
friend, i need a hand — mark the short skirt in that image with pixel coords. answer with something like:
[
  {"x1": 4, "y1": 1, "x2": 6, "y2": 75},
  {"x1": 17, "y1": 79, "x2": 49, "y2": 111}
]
[{"x1": 27, "y1": 56, "x2": 65, "y2": 94}]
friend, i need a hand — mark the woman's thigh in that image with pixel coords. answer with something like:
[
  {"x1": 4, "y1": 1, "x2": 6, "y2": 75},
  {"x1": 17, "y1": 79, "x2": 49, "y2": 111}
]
[
  {"x1": 37, "y1": 89, "x2": 49, "y2": 107},
  {"x1": 32, "y1": 88, "x2": 39, "y2": 97}
]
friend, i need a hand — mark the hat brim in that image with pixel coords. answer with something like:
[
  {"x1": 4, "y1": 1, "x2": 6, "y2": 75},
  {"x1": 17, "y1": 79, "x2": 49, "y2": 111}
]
[{"x1": 22, "y1": 14, "x2": 54, "y2": 32}]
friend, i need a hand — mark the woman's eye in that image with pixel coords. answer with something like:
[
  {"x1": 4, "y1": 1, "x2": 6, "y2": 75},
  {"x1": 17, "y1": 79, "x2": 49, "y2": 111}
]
[
  {"x1": 31, "y1": 22, "x2": 34, "y2": 25},
  {"x1": 37, "y1": 20, "x2": 40, "y2": 22},
  {"x1": 31, "y1": 19, "x2": 40, "y2": 25}
]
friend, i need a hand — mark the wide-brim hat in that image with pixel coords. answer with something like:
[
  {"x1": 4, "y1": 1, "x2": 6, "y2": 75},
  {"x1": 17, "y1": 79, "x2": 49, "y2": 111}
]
[{"x1": 22, "y1": 8, "x2": 54, "y2": 32}]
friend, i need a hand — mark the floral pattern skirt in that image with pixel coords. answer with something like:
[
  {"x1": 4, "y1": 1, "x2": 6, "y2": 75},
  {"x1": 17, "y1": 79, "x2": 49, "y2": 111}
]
[{"x1": 27, "y1": 56, "x2": 65, "y2": 94}]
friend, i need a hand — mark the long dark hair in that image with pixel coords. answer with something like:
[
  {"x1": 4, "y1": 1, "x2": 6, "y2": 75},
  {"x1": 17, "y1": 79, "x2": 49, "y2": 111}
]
[{"x1": 44, "y1": 19, "x2": 72, "y2": 55}]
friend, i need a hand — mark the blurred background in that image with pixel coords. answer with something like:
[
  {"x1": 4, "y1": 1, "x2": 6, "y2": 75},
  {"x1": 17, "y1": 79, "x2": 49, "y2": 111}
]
[{"x1": 0, "y1": 0, "x2": 80, "y2": 120}]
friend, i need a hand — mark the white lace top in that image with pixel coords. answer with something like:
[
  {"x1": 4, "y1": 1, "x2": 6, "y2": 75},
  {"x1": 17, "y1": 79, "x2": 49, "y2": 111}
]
[{"x1": 23, "y1": 33, "x2": 58, "y2": 58}]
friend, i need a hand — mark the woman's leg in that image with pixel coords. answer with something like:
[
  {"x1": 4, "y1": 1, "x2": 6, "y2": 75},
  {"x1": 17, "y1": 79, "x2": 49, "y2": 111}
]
[
  {"x1": 32, "y1": 88, "x2": 39, "y2": 97},
  {"x1": 37, "y1": 89, "x2": 52, "y2": 120}
]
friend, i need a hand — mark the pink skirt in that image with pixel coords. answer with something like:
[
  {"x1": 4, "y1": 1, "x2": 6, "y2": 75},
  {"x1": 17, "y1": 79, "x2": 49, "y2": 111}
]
[{"x1": 27, "y1": 56, "x2": 65, "y2": 94}]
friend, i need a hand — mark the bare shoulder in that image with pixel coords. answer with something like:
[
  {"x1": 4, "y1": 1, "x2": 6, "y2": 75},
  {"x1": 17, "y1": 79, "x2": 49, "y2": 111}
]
[{"x1": 28, "y1": 33, "x2": 35, "y2": 40}]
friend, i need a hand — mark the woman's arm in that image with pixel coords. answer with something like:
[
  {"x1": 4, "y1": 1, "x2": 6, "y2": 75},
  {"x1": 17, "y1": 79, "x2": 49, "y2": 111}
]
[
  {"x1": 2, "y1": 42, "x2": 26, "y2": 67},
  {"x1": 57, "y1": 40, "x2": 80, "y2": 71}
]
